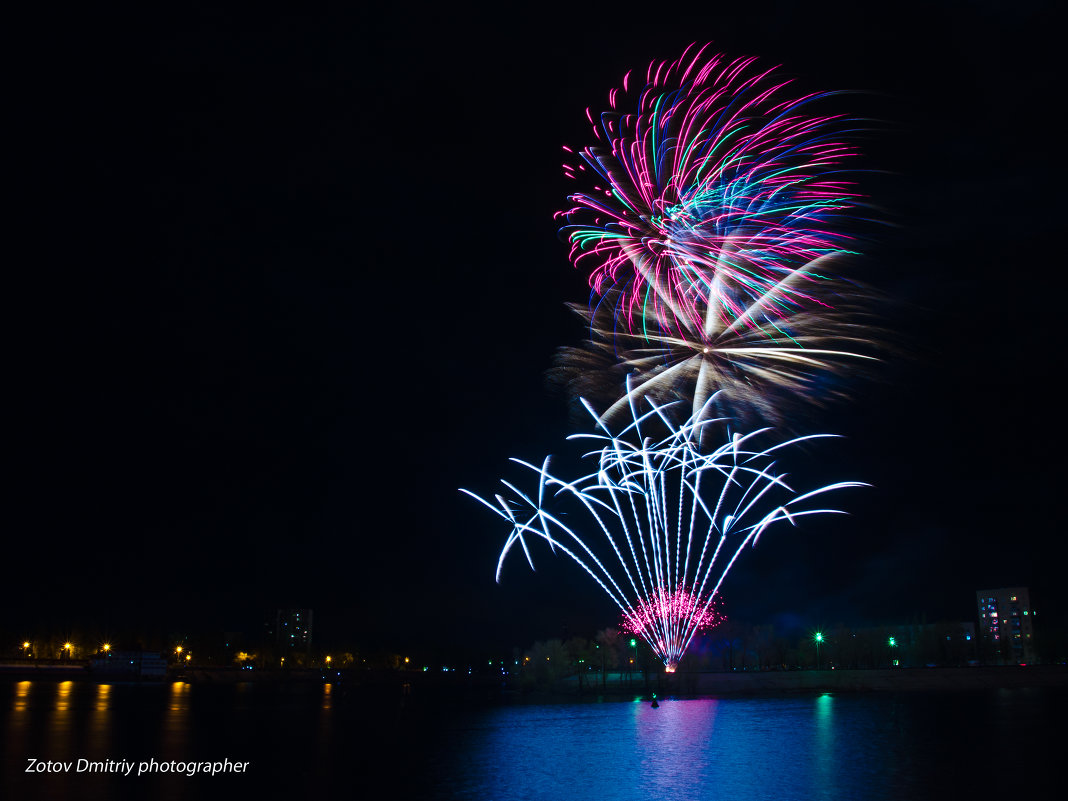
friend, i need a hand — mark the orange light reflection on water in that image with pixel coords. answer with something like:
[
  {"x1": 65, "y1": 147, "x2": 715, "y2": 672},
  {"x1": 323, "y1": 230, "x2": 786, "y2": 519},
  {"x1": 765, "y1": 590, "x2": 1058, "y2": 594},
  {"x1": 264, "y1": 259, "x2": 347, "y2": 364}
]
[
  {"x1": 54, "y1": 680, "x2": 73, "y2": 713},
  {"x1": 14, "y1": 680, "x2": 31, "y2": 712},
  {"x1": 95, "y1": 683, "x2": 111, "y2": 712},
  {"x1": 168, "y1": 681, "x2": 190, "y2": 712},
  {"x1": 322, "y1": 683, "x2": 333, "y2": 710}
]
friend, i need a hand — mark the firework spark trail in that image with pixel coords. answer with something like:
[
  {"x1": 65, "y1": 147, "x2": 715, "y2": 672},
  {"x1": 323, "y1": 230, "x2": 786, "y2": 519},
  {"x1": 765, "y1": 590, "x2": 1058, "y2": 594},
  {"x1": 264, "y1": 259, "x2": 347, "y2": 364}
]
[
  {"x1": 622, "y1": 588, "x2": 723, "y2": 661},
  {"x1": 560, "y1": 43, "x2": 864, "y2": 336},
  {"x1": 552, "y1": 44, "x2": 880, "y2": 426},
  {"x1": 461, "y1": 394, "x2": 866, "y2": 671}
]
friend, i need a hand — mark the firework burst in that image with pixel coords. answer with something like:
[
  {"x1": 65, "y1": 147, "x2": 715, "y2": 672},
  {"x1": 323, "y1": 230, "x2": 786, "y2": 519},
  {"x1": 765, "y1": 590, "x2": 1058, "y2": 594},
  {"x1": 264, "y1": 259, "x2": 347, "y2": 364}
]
[
  {"x1": 621, "y1": 588, "x2": 723, "y2": 672},
  {"x1": 554, "y1": 44, "x2": 879, "y2": 424},
  {"x1": 461, "y1": 394, "x2": 865, "y2": 671},
  {"x1": 551, "y1": 271, "x2": 881, "y2": 427}
]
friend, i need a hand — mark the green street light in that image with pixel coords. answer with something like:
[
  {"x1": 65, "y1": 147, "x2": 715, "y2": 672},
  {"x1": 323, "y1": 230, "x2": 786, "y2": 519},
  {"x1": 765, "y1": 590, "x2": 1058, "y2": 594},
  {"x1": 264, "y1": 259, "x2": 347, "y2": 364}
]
[
  {"x1": 814, "y1": 632, "x2": 823, "y2": 670},
  {"x1": 888, "y1": 636, "x2": 896, "y2": 647}
]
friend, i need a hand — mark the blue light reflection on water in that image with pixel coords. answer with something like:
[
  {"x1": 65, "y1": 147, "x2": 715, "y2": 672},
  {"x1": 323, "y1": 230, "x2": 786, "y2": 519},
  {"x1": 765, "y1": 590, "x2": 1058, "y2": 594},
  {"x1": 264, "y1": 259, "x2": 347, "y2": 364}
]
[
  {"x1": 431, "y1": 694, "x2": 930, "y2": 801},
  {"x1": 2, "y1": 680, "x2": 1063, "y2": 800}
]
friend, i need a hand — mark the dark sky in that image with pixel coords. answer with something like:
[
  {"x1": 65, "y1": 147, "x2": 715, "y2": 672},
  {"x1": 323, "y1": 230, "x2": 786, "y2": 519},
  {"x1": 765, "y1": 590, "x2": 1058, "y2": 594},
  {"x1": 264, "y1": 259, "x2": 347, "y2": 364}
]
[{"x1": 8, "y1": 1, "x2": 1063, "y2": 654}]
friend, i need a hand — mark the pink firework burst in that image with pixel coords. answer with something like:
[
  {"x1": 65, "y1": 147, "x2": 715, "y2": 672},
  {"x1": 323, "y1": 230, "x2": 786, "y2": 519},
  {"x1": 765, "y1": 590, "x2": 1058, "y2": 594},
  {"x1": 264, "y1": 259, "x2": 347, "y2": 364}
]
[
  {"x1": 553, "y1": 43, "x2": 879, "y2": 427},
  {"x1": 621, "y1": 588, "x2": 724, "y2": 672},
  {"x1": 559, "y1": 43, "x2": 863, "y2": 342}
]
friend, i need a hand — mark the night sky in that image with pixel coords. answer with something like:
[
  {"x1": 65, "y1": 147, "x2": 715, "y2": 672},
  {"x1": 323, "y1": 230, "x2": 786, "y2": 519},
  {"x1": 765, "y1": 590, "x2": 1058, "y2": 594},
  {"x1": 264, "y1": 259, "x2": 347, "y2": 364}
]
[{"x1": 9, "y1": 2, "x2": 1062, "y2": 655}]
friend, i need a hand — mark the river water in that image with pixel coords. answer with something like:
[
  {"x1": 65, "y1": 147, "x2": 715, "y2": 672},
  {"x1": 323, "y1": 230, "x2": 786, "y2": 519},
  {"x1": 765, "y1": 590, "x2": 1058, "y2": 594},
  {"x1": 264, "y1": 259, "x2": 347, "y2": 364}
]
[{"x1": 1, "y1": 678, "x2": 1062, "y2": 799}]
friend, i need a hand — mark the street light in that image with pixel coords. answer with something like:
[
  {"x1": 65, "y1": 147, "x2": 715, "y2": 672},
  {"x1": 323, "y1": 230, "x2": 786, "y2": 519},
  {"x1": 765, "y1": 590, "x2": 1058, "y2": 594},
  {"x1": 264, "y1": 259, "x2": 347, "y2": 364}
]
[
  {"x1": 888, "y1": 636, "x2": 897, "y2": 667},
  {"x1": 814, "y1": 632, "x2": 824, "y2": 670}
]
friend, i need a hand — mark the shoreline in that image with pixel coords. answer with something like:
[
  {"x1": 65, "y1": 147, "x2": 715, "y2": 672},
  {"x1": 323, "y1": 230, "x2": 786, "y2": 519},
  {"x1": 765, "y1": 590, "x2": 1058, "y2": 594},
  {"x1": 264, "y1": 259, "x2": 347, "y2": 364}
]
[
  {"x1": 638, "y1": 665, "x2": 1068, "y2": 695},
  {"x1": 2, "y1": 664, "x2": 1066, "y2": 695}
]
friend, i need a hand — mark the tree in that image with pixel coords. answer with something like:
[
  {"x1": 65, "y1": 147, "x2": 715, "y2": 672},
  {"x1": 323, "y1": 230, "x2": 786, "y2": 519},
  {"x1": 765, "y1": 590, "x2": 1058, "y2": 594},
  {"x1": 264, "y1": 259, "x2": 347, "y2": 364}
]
[
  {"x1": 523, "y1": 639, "x2": 570, "y2": 690},
  {"x1": 595, "y1": 627, "x2": 623, "y2": 687},
  {"x1": 564, "y1": 636, "x2": 595, "y2": 691}
]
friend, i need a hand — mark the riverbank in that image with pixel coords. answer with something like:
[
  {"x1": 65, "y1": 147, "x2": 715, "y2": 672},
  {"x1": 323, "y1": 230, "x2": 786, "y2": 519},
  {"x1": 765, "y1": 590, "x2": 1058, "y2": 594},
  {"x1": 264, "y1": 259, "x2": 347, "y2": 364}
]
[
  {"x1": 571, "y1": 665, "x2": 1068, "y2": 696},
  {"x1": 3, "y1": 662, "x2": 1065, "y2": 696}
]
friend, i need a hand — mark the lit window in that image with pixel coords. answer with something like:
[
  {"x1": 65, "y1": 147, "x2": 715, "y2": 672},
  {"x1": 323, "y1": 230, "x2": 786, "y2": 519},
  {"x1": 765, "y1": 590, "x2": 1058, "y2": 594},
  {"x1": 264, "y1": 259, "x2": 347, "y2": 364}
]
[{"x1": 1010, "y1": 596, "x2": 1016, "y2": 601}]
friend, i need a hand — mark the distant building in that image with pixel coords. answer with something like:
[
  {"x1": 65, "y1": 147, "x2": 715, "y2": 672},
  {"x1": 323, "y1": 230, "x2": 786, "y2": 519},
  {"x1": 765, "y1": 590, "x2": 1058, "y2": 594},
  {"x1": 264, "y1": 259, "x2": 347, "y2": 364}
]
[
  {"x1": 976, "y1": 587, "x2": 1035, "y2": 663},
  {"x1": 272, "y1": 608, "x2": 313, "y2": 650}
]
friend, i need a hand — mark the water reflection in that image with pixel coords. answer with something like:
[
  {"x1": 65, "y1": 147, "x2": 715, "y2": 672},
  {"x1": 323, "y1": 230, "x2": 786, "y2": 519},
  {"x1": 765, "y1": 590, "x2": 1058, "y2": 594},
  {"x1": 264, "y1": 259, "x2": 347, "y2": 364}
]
[
  {"x1": 633, "y1": 699, "x2": 719, "y2": 798},
  {"x1": 313, "y1": 683, "x2": 336, "y2": 781},
  {"x1": 54, "y1": 680, "x2": 73, "y2": 713},
  {"x1": 94, "y1": 683, "x2": 111, "y2": 712},
  {"x1": 322, "y1": 682, "x2": 333, "y2": 710},
  {"x1": 442, "y1": 694, "x2": 945, "y2": 801},
  {"x1": 7, "y1": 681, "x2": 32, "y2": 745},
  {"x1": 13, "y1": 679, "x2": 30, "y2": 712},
  {"x1": 3, "y1": 681, "x2": 1063, "y2": 800},
  {"x1": 161, "y1": 681, "x2": 191, "y2": 755},
  {"x1": 45, "y1": 680, "x2": 77, "y2": 762},
  {"x1": 168, "y1": 681, "x2": 190, "y2": 712},
  {"x1": 814, "y1": 693, "x2": 836, "y2": 797}
]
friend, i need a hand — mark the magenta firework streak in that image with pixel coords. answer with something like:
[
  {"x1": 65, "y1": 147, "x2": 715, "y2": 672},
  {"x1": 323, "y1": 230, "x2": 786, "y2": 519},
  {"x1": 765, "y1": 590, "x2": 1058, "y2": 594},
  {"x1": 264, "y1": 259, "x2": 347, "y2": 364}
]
[
  {"x1": 558, "y1": 43, "x2": 862, "y2": 345},
  {"x1": 621, "y1": 589, "x2": 723, "y2": 672}
]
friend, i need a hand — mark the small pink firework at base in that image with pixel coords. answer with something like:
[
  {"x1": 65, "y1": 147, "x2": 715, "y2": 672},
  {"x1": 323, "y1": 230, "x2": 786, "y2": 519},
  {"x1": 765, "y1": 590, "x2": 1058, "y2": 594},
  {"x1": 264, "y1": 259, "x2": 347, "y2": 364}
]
[{"x1": 621, "y1": 588, "x2": 724, "y2": 672}]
